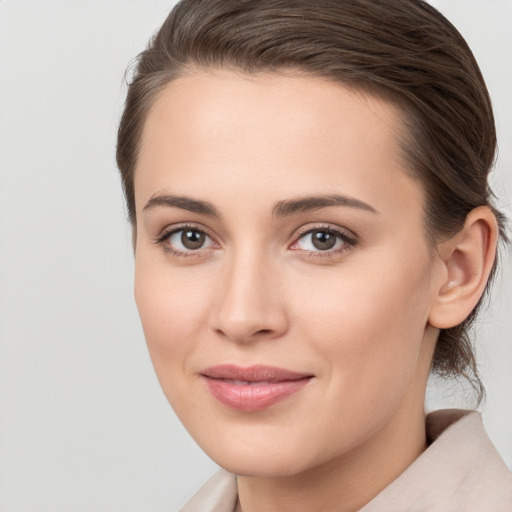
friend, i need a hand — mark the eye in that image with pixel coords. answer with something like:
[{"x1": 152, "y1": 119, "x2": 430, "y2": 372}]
[
  {"x1": 291, "y1": 227, "x2": 357, "y2": 254},
  {"x1": 170, "y1": 228, "x2": 209, "y2": 250},
  {"x1": 156, "y1": 225, "x2": 216, "y2": 255}
]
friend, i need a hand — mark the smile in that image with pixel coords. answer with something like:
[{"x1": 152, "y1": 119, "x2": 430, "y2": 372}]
[{"x1": 201, "y1": 364, "x2": 314, "y2": 412}]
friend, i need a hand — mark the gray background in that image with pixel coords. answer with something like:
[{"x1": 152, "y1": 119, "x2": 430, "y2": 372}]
[{"x1": 0, "y1": 1, "x2": 510, "y2": 510}]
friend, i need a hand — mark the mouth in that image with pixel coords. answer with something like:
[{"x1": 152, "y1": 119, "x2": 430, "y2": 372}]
[{"x1": 200, "y1": 364, "x2": 314, "y2": 412}]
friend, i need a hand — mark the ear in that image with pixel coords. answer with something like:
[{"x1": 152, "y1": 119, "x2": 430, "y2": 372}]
[{"x1": 428, "y1": 206, "x2": 498, "y2": 329}]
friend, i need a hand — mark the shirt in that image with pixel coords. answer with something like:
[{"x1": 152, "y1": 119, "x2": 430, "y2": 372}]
[{"x1": 179, "y1": 409, "x2": 512, "y2": 511}]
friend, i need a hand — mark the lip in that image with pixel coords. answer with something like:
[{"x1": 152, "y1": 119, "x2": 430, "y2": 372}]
[{"x1": 201, "y1": 364, "x2": 314, "y2": 412}]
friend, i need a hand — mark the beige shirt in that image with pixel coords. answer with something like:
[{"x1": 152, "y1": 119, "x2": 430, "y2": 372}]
[{"x1": 179, "y1": 409, "x2": 512, "y2": 511}]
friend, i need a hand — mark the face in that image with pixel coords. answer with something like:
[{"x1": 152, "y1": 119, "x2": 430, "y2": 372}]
[{"x1": 133, "y1": 70, "x2": 442, "y2": 477}]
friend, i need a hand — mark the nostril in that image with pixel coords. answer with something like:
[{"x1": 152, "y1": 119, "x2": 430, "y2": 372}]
[
  {"x1": 213, "y1": 326, "x2": 276, "y2": 342},
  {"x1": 255, "y1": 329, "x2": 272, "y2": 336},
  {"x1": 215, "y1": 328, "x2": 272, "y2": 336}
]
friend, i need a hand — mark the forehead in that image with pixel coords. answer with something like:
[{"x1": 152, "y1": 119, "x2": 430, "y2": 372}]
[{"x1": 135, "y1": 70, "x2": 423, "y2": 221}]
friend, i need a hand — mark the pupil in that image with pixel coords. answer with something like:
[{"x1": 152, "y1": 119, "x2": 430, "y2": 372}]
[
  {"x1": 181, "y1": 230, "x2": 205, "y2": 249},
  {"x1": 312, "y1": 230, "x2": 336, "y2": 250}
]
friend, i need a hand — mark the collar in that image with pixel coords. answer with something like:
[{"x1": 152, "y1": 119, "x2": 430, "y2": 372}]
[{"x1": 361, "y1": 409, "x2": 512, "y2": 511}]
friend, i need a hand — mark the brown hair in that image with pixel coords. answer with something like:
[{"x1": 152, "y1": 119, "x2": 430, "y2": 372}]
[{"x1": 116, "y1": 0, "x2": 508, "y2": 402}]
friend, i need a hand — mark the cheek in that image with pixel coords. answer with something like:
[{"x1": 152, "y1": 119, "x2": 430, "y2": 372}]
[
  {"x1": 133, "y1": 256, "x2": 212, "y2": 385},
  {"x1": 292, "y1": 252, "x2": 434, "y2": 393},
  {"x1": 278, "y1": 257, "x2": 435, "y2": 459}
]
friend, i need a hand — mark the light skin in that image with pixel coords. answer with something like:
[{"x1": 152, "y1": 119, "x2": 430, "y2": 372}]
[{"x1": 133, "y1": 70, "x2": 497, "y2": 512}]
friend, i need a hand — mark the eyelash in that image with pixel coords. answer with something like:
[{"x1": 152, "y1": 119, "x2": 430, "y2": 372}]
[
  {"x1": 154, "y1": 223, "x2": 358, "y2": 259},
  {"x1": 154, "y1": 223, "x2": 217, "y2": 258},
  {"x1": 290, "y1": 224, "x2": 358, "y2": 257}
]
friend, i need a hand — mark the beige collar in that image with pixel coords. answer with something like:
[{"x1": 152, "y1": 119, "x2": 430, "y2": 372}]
[{"x1": 361, "y1": 409, "x2": 512, "y2": 511}]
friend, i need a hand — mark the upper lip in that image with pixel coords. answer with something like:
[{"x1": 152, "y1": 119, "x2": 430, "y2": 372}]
[{"x1": 201, "y1": 364, "x2": 313, "y2": 382}]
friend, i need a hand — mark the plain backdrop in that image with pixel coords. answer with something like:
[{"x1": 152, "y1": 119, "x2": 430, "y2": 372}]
[{"x1": 0, "y1": 1, "x2": 510, "y2": 511}]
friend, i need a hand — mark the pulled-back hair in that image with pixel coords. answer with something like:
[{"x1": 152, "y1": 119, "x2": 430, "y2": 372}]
[{"x1": 116, "y1": 0, "x2": 508, "y2": 402}]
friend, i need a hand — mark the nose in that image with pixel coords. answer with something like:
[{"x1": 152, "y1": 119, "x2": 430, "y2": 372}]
[{"x1": 210, "y1": 250, "x2": 289, "y2": 344}]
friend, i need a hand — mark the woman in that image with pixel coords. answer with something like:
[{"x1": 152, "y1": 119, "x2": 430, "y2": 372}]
[{"x1": 116, "y1": 0, "x2": 512, "y2": 510}]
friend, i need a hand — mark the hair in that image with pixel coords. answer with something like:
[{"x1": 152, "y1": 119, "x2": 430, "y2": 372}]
[{"x1": 116, "y1": 0, "x2": 508, "y2": 402}]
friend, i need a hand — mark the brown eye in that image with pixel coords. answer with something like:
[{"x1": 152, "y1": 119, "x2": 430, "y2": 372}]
[
  {"x1": 292, "y1": 226, "x2": 357, "y2": 255},
  {"x1": 310, "y1": 230, "x2": 337, "y2": 250},
  {"x1": 163, "y1": 227, "x2": 214, "y2": 253},
  {"x1": 181, "y1": 229, "x2": 206, "y2": 250}
]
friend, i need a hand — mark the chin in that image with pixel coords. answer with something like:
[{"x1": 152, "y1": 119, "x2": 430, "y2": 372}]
[
  {"x1": 212, "y1": 452, "x2": 312, "y2": 479},
  {"x1": 195, "y1": 428, "x2": 325, "y2": 478}
]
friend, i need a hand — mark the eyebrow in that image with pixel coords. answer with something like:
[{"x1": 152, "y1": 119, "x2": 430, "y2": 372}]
[
  {"x1": 142, "y1": 192, "x2": 377, "y2": 218},
  {"x1": 143, "y1": 194, "x2": 220, "y2": 217},
  {"x1": 272, "y1": 194, "x2": 378, "y2": 217}
]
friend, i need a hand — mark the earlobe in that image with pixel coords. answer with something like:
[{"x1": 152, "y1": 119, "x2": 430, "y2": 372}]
[{"x1": 428, "y1": 206, "x2": 498, "y2": 329}]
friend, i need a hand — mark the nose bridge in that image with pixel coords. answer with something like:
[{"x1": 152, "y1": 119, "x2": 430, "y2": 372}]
[{"x1": 211, "y1": 243, "x2": 287, "y2": 343}]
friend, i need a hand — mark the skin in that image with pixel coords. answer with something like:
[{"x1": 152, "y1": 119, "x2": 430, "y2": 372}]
[{"x1": 133, "y1": 70, "x2": 497, "y2": 512}]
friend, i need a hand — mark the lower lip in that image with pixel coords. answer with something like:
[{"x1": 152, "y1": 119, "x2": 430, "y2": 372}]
[{"x1": 203, "y1": 377, "x2": 312, "y2": 412}]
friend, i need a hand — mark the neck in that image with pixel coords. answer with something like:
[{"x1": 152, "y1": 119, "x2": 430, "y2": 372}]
[{"x1": 236, "y1": 404, "x2": 427, "y2": 512}]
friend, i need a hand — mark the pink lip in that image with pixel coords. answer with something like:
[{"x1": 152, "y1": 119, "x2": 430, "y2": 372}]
[{"x1": 201, "y1": 364, "x2": 313, "y2": 412}]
